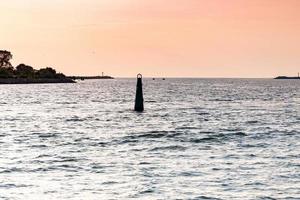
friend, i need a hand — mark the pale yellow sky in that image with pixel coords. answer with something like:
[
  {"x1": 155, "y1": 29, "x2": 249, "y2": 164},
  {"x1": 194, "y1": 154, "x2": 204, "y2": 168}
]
[{"x1": 1, "y1": 0, "x2": 300, "y2": 77}]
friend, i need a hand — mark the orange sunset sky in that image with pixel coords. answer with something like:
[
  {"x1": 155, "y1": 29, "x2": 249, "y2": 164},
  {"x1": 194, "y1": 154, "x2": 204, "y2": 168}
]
[{"x1": 1, "y1": 0, "x2": 300, "y2": 77}]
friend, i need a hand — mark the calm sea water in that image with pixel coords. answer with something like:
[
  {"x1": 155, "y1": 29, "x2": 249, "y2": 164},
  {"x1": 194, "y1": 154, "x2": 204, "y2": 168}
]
[{"x1": 0, "y1": 78, "x2": 299, "y2": 200}]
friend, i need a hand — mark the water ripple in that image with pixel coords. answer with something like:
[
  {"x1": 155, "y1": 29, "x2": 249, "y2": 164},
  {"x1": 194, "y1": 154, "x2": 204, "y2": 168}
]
[{"x1": 0, "y1": 79, "x2": 299, "y2": 199}]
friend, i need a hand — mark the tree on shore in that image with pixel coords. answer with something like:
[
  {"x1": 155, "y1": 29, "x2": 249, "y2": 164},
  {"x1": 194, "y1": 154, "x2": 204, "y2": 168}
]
[
  {"x1": 16, "y1": 64, "x2": 35, "y2": 78},
  {"x1": 0, "y1": 50, "x2": 14, "y2": 78},
  {"x1": 37, "y1": 67, "x2": 58, "y2": 79},
  {"x1": 0, "y1": 50, "x2": 69, "y2": 80},
  {"x1": 0, "y1": 66, "x2": 14, "y2": 78},
  {"x1": 0, "y1": 50, "x2": 13, "y2": 68}
]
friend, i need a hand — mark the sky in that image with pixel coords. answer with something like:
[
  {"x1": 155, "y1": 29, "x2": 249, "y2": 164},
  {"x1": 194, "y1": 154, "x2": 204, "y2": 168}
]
[{"x1": 1, "y1": 0, "x2": 300, "y2": 77}]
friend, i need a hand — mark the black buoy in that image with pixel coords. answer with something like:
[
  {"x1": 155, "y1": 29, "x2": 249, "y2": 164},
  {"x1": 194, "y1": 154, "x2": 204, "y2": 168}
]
[{"x1": 134, "y1": 74, "x2": 144, "y2": 112}]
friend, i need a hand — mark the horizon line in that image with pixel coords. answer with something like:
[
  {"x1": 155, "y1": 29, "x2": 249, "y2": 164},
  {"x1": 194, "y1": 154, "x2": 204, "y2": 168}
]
[{"x1": 69, "y1": 76, "x2": 279, "y2": 79}]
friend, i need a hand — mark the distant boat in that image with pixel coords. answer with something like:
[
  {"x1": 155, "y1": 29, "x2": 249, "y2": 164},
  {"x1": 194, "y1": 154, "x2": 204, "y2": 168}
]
[
  {"x1": 162, "y1": 78, "x2": 166, "y2": 80},
  {"x1": 153, "y1": 78, "x2": 155, "y2": 80}
]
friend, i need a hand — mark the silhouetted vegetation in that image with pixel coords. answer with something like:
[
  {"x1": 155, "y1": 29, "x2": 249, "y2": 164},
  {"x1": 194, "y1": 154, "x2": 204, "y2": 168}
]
[
  {"x1": 0, "y1": 50, "x2": 74, "y2": 83},
  {"x1": 16, "y1": 64, "x2": 35, "y2": 78},
  {"x1": 0, "y1": 66, "x2": 14, "y2": 78},
  {"x1": 0, "y1": 50, "x2": 13, "y2": 68}
]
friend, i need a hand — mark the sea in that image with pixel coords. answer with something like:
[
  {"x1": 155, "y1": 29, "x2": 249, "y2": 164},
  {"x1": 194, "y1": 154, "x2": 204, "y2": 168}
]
[{"x1": 0, "y1": 78, "x2": 299, "y2": 200}]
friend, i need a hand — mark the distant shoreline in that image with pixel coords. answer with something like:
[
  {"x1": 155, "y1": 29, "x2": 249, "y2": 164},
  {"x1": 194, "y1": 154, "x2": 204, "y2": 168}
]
[
  {"x1": 0, "y1": 77, "x2": 299, "y2": 84},
  {"x1": 67, "y1": 76, "x2": 114, "y2": 80},
  {"x1": 0, "y1": 76, "x2": 115, "y2": 84},
  {"x1": 0, "y1": 78, "x2": 75, "y2": 84},
  {"x1": 274, "y1": 76, "x2": 300, "y2": 80}
]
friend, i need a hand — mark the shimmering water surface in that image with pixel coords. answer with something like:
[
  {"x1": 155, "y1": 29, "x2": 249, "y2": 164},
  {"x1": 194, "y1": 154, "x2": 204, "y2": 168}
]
[{"x1": 0, "y1": 79, "x2": 299, "y2": 199}]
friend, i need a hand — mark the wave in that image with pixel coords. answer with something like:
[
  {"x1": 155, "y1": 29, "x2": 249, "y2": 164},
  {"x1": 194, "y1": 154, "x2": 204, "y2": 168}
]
[
  {"x1": 189, "y1": 132, "x2": 247, "y2": 143},
  {"x1": 192, "y1": 196, "x2": 223, "y2": 200},
  {"x1": 150, "y1": 145, "x2": 186, "y2": 151}
]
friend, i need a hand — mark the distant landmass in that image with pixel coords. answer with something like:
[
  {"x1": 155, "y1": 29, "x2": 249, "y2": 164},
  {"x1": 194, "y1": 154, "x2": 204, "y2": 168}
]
[
  {"x1": 0, "y1": 50, "x2": 75, "y2": 84},
  {"x1": 68, "y1": 75, "x2": 114, "y2": 80},
  {"x1": 275, "y1": 75, "x2": 300, "y2": 80},
  {"x1": 0, "y1": 77, "x2": 75, "y2": 84}
]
